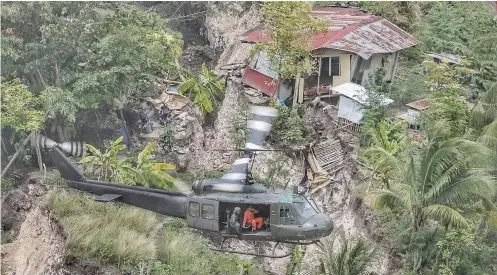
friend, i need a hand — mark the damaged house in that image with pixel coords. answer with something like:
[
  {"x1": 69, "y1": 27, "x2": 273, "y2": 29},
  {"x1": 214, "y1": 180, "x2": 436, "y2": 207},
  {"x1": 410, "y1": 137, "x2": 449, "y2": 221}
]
[{"x1": 239, "y1": 6, "x2": 419, "y2": 103}]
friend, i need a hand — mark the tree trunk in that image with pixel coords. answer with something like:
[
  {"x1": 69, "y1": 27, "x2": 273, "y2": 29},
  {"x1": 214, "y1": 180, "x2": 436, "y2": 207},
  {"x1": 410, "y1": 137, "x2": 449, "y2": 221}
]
[{"x1": 1, "y1": 134, "x2": 32, "y2": 178}]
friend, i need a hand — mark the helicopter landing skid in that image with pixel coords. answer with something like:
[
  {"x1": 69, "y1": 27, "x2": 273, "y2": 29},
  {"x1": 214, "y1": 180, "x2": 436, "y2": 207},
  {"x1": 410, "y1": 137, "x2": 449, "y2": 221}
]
[{"x1": 209, "y1": 239, "x2": 293, "y2": 258}]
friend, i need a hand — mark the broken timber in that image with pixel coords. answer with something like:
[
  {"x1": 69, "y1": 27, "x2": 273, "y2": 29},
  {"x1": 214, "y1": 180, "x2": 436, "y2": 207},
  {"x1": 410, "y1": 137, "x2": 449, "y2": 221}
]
[{"x1": 311, "y1": 139, "x2": 344, "y2": 174}]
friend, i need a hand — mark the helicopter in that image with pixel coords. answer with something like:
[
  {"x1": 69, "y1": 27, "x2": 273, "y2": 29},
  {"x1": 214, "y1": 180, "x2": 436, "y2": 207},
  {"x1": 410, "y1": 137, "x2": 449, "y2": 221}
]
[{"x1": 33, "y1": 105, "x2": 334, "y2": 258}]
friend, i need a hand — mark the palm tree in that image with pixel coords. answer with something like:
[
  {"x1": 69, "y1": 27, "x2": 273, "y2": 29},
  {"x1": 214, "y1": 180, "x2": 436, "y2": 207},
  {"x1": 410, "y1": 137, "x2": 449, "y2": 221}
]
[
  {"x1": 362, "y1": 120, "x2": 407, "y2": 184},
  {"x1": 317, "y1": 234, "x2": 376, "y2": 275},
  {"x1": 364, "y1": 126, "x2": 496, "y2": 231},
  {"x1": 179, "y1": 64, "x2": 224, "y2": 116},
  {"x1": 470, "y1": 83, "x2": 497, "y2": 129}
]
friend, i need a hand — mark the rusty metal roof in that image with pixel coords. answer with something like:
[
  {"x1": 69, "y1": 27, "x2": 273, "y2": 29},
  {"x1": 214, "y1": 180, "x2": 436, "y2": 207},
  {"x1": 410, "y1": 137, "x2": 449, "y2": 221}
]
[
  {"x1": 241, "y1": 67, "x2": 279, "y2": 96},
  {"x1": 240, "y1": 7, "x2": 420, "y2": 60},
  {"x1": 406, "y1": 98, "x2": 429, "y2": 111}
]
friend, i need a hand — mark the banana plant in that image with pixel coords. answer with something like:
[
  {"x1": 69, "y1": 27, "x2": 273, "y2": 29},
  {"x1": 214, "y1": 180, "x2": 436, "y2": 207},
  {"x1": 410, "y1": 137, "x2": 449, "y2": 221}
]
[
  {"x1": 179, "y1": 64, "x2": 224, "y2": 116},
  {"x1": 79, "y1": 136, "x2": 176, "y2": 190},
  {"x1": 133, "y1": 141, "x2": 176, "y2": 190},
  {"x1": 79, "y1": 136, "x2": 135, "y2": 184}
]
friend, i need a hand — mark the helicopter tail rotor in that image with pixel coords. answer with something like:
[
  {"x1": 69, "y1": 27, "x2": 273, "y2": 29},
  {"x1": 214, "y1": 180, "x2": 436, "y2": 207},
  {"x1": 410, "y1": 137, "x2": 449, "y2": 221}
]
[{"x1": 32, "y1": 134, "x2": 86, "y2": 157}]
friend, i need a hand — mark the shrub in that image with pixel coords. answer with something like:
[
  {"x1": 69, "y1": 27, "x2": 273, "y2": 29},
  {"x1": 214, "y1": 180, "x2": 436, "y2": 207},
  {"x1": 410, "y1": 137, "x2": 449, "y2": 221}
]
[{"x1": 270, "y1": 104, "x2": 305, "y2": 146}]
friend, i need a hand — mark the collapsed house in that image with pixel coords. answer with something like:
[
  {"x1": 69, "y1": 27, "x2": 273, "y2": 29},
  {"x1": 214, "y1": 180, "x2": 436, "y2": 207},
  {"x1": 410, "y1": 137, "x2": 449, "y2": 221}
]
[
  {"x1": 238, "y1": 6, "x2": 420, "y2": 103},
  {"x1": 395, "y1": 98, "x2": 429, "y2": 130}
]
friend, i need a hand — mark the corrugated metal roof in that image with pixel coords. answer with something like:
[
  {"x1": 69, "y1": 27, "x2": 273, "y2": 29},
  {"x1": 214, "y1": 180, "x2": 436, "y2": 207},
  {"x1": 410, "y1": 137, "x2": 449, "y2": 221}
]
[
  {"x1": 333, "y1": 82, "x2": 393, "y2": 106},
  {"x1": 240, "y1": 7, "x2": 420, "y2": 60},
  {"x1": 241, "y1": 67, "x2": 279, "y2": 96},
  {"x1": 406, "y1": 98, "x2": 429, "y2": 110}
]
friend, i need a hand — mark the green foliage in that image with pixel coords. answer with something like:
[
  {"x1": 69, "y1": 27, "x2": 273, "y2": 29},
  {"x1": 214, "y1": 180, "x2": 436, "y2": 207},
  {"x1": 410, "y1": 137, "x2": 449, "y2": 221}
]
[
  {"x1": 364, "y1": 131, "x2": 497, "y2": 232},
  {"x1": 0, "y1": 178, "x2": 16, "y2": 194},
  {"x1": 230, "y1": 102, "x2": 249, "y2": 150},
  {"x1": 270, "y1": 104, "x2": 306, "y2": 147},
  {"x1": 418, "y1": 2, "x2": 497, "y2": 92},
  {"x1": 422, "y1": 94, "x2": 469, "y2": 138},
  {"x1": 470, "y1": 83, "x2": 497, "y2": 130},
  {"x1": 1, "y1": 78, "x2": 45, "y2": 132},
  {"x1": 179, "y1": 64, "x2": 224, "y2": 116},
  {"x1": 258, "y1": 2, "x2": 328, "y2": 79},
  {"x1": 158, "y1": 124, "x2": 176, "y2": 154},
  {"x1": 46, "y1": 190, "x2": 160, "y2": 266},
  {"x1": 436, "y1": 229, "x2": 480, "y2": 275},
  {"x1": 390, "y1": 62, "x2": 426, "y2": 104},
  {"x1": 42, "y1": 170, "x2": 65, "y2": 186},
  {"x1": 421, "y1": 60, "x2": 474, "y2": 137},
  {"x1": 156, "y1": 219, "x2": 257, "y2": 275},
  {"x1": 362, "y1": 120, "x2": 407, "y2": 182},
  {"x1": 1, "y1": 2, "x2": 183, "y2": 139},
  {"x1": 358, "y1": 1, "x2": 427, "y2": 32},
  {"x1": 257, "y1": 152, "x2": 292, "y2": 188},
  {"x1": 79, "y1": 137, "x2": 176, "y2": 190},
  {"x1": 317, "y1": 234, "x2": 377, "y2": 275},
  {"x1": 361, "y1": 68, "x2": 392, "y2": 129}
]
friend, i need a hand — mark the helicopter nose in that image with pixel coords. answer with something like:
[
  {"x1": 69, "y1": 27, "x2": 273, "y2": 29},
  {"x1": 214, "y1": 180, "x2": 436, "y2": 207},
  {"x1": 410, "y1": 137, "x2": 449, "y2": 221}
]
[{"x1": 303, "y1": 213, "x2": 334, "y2": 238}]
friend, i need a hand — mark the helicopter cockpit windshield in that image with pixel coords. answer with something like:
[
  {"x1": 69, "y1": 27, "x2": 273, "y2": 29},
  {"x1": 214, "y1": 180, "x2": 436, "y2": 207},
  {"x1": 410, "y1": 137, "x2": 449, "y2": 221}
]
[{"x1": 294, "y1": 198, "x2": 318, "y2": 222}]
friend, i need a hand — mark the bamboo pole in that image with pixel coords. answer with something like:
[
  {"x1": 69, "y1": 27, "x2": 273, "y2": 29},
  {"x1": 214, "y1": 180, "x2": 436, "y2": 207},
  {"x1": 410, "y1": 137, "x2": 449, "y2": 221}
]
[{"x1": 1, "y1": 133, "x2": 32, "y2": 179}]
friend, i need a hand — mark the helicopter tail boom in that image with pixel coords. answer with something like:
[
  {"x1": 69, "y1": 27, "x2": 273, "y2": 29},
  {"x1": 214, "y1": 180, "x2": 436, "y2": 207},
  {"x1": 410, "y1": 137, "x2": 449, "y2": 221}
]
[{"x1": 47, "y1": 145, "x2": 187, "y2": 218}]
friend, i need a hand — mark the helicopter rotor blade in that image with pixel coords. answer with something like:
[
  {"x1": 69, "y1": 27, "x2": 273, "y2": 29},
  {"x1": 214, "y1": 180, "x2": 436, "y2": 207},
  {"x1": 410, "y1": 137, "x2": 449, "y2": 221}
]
[
  {"x1": 221, "y1": 105, "x2": 278, "y2": 183},
  {"x1": 32, "y1": 134, "x2": 86, "y2": 157}
]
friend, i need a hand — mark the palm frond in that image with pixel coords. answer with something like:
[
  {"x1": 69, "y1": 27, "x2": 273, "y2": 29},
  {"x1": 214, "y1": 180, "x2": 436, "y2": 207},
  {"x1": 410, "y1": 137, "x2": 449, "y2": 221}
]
[
  {"x1": 428, "y1": 170, "x2": 496, "y2": 205},
  {"x1": 423, "y1": 204, "x2": 469, "y2": 228},
  {"x1": 365, "y1": 185, "x2": 409, "y2": 211}
]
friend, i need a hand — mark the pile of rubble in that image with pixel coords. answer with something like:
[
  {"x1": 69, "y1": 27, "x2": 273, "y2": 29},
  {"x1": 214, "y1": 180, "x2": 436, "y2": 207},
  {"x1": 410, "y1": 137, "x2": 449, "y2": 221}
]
[{"x1": 136, "y1": 90, "x2": 205, "y2": 171}]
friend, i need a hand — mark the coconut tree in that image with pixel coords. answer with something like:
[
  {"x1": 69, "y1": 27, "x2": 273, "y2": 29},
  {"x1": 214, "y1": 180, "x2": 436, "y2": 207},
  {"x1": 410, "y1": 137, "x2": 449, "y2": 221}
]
[
  {"x1": 364, "y1": 124, "x2": 497, "y2": 231},
  {"x1": 317, "y1": 234, "x2": 376, "y2": 275}
]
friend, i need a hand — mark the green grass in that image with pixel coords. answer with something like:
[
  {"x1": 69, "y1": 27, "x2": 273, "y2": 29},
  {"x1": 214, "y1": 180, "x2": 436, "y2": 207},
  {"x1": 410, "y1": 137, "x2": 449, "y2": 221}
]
[
  {"x1": 46, "y1": 190, "x2": 159, "y2": 266},
  {"x1": 157, "y1": 218, "x2": 258, "y2": 275},
  {"x1": 45, "y1": 190, "x2": 263, "y2": 274},
  {"x1": 0, "y1": 178, "x2": 16, "y2": 193}
]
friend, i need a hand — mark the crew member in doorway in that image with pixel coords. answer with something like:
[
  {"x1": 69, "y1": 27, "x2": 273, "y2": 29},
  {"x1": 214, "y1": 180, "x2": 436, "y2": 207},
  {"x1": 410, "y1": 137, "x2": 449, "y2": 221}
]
[
  {"x1": 243, "y1": 206, "x2": 264, "y2": 231},
  {"x1": 229, "y1": 207, "x2": 242, "y2": 235}
]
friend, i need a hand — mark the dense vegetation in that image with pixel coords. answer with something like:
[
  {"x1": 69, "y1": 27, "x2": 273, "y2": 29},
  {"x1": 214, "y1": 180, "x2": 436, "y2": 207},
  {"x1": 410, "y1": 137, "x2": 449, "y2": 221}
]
[
  {"x1": 2, "y1": 1, "x2": 497, "y2": 274},
  {"x1": 351, "y1": 2, "x2": 497, "y2": 275}
]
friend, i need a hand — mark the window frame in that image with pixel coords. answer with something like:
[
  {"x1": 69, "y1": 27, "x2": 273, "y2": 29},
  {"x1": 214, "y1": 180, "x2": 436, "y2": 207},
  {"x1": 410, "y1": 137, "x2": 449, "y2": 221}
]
[
  {"x1": 189, "y1": 201, "x2": 200, "y2": 218},
  {"x1": 330, "y1": 56, "x2": 340, "y2": 76},
  {"x1": 201, "y1": 203, "x2": 215, "y2": 220}
]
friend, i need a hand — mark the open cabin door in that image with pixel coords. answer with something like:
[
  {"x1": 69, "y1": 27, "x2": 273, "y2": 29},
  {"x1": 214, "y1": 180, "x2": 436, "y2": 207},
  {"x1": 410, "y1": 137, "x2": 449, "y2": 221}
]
[{"x1": 186, "y1": 198, "x2": 219, "y2": 232}]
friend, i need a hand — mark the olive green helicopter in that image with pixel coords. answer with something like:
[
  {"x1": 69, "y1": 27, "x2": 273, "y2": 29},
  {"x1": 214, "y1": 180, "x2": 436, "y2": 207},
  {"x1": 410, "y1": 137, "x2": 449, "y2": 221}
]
[{"x1": 35, "y1": 105, "x2": 334, "y2": 258}]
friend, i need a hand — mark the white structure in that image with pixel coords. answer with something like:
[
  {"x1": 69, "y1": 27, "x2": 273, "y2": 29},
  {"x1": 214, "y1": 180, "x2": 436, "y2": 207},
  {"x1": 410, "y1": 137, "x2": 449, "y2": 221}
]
[{"x1": 334, "y1": 82, "x2": 393, "y2": 124}]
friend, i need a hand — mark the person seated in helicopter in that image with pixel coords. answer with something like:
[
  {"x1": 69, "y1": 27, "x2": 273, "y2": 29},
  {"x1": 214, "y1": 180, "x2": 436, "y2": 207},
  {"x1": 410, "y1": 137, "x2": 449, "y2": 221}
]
[
  {"x1": 243, "y1": 206, "x2": 264, "y2": 232},
  {"x1": 229, "y1": 207, "x2": 242, "y2": 235}
]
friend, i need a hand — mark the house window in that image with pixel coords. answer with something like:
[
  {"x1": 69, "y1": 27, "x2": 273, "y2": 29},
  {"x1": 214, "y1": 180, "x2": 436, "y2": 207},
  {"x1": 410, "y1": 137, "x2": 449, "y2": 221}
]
[
  {"x1": 189, "y1": 201, "x2": 200, "y2": 217},
  {"x1": 330, "y1": 57, "x2": 340, "y2": 76},
  {"x1": 201, "y1": 204, "x2": 215, "y2": 220},
  {"x1": 320, "y1": 57, "x2": 330, "y2": 76}
]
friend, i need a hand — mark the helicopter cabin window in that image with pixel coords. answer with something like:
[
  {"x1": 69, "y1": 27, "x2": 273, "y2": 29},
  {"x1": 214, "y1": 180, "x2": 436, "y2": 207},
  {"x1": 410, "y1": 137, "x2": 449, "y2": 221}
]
[
  {"x1": 280, "y1": 207, "x2": 290, "y2": 218},
  {"x1": 202, "y1": 204, "x2": 215, "y2": 220},
  {"x1": 189, "y1": 201, "x2": 200, "y2": 217},
  {"x1": 279, "y1": 205, "x2": 297, "y2": 225}
]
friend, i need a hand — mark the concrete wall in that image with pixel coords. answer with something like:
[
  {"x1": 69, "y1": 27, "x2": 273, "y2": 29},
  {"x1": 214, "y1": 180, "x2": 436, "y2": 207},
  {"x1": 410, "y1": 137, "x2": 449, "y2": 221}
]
[{"x1": 357, "y1": 52, "x2": 399, "y2": 86}]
